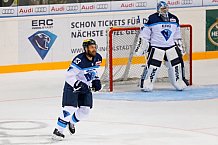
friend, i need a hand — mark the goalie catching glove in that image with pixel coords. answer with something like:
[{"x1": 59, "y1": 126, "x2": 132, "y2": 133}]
[{"x1": 134, "y1": 36, "x2": 149, "y2": 56}]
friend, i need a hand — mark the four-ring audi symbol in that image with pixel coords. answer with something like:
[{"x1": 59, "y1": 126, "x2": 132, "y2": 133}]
[
  {"x1": 2, "y1": 9, "x2": 15, "y2": 14},
  {"x1": 35, "y1": 7, "x2": 47, "y2": 13},
  {"x1": 96, "y1": 4, "x2": 108, "y2": 9},
  {"x1": 135, "y1": 2, "x2": 147, "y2": 7},
  {"x1": 181, "y1": 0, "x2": 193, "y2": 5},
  {"x1": 66, "y1": 5, "x2": 79, "y2": 11}
]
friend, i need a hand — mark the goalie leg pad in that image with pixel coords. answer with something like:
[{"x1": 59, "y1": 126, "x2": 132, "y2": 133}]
[
  {"x1": 142, "y1": 47, "x2": 165, "y2": 91},
  {"x1": 140, "y1": 66, "x2": 147, "y2": 88},
  {"x1": 165, "y1": 47, "x2": 187, "y2": 91},
  {"x1": 175, "y1": 47, "x2": 189, "y2": 86}
]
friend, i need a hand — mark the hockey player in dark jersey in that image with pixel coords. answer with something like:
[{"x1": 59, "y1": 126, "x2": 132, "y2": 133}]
[
  {"x1": 135, "y1": 1, "x2": 189, "y2": 91},
  {"x1": 52, "y1": 39, "x2": 102, "y2": 140}
]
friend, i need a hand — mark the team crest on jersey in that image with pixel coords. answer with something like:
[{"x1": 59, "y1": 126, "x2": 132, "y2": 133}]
[
  {"x1": 170, "y1": 18, "x2": 176, "y2": 22},
  {"x1": 161, "y1": 29, "x2": 172, "y2": 41},
  {"x1": 84, "y1": 69, "x2": 96, "y2": 81}
]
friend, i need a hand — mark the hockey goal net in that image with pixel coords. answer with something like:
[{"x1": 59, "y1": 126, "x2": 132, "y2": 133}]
[{"x1": 101, "y1": 25, "x2": 192, "y2": 92}]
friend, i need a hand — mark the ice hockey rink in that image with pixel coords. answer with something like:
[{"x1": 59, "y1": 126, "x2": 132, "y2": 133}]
[{"x1": 0, "y1": 70, "x2": 218, "y2": 145}]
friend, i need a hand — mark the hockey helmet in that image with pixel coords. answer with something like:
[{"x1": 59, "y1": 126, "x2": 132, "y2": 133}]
[
  {"x1": 82, "y1": 39, "x2": 97, "y2": 50},
  {"x1": 157, "y1": 1, "x2": 169, "y2": 16}
]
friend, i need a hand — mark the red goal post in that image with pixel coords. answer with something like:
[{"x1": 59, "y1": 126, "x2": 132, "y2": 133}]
[{"x1": 101, "y1": 24, "x2": 192, "y2": 92}]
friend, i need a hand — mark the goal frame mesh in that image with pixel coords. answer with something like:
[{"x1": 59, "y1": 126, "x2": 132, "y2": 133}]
[{"x1": 105, "y1": 24, "x2": 192, "y2": 92}]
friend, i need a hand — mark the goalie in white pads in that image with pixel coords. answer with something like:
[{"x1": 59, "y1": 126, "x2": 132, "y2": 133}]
[{"x1": 135, "y1": 1, "x2": 189, "y2": 92}]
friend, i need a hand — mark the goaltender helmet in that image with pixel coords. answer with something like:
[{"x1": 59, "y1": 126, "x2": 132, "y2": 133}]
[
  {"x1": 82, "y1": 39, "x2": 97, "y2": 51},
  {"x1": 157, "y1": 1, "x2": 169, "y2": 17}
]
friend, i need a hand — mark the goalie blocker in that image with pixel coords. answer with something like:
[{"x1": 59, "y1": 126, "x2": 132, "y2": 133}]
[{"x1": 141, "y1": 46, "x2": 188, "y2": 92}]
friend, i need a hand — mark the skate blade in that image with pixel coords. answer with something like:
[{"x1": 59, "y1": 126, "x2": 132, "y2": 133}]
[{"x1": 51, "y1": 134, "x2": 64, "y2": 141}]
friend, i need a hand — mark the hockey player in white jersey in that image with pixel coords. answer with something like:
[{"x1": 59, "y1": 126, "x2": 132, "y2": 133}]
[
  {"x1": 135, "y1": 1, "x2": 189, "y2": 92},
  {"x1": 52, "y1": 39, "x2": 102, "y2": 140}
]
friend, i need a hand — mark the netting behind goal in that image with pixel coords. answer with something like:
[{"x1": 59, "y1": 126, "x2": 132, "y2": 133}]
[{"x1": 101, "y1": 25, "x2": 192, "y2": 92}]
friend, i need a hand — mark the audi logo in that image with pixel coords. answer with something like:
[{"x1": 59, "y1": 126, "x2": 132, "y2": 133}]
[
  {"x1": 35, "y1": 7, "x2": 47, "y2": 13},
  {"x1": 181, "y1": 0, "x2": 193, "y2": 5},
  {"x1": 66, "y1": 5, "x2": 79, "y2": 11},
  {"x1": 2, "y1": 9, "x2": 15, "y2": 14},
  {"x1": 96, "y1": 4, "x2": 108, "y2": 9},
  {"x1": 135, "y1": 2, "x2": 147, "y2": 7}
]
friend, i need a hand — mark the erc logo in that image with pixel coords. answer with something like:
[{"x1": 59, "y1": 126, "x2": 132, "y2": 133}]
[
  {"x1": 161, "y1": 29, "x2": 172, "y2": 41},
  {"x1": 208, "y1": 19, "x2": 218, "y2": 47},
  {"x1": 28, "y1": 31, "x2": 57, "y2": 60}
]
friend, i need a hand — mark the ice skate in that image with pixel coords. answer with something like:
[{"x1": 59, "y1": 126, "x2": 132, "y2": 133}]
[
  {"x1": 68, "y1": 123, "x2": 76, "y2": 135},
  {"x1": 52, "y1": 128, "x2": 65, "y2": 141}
]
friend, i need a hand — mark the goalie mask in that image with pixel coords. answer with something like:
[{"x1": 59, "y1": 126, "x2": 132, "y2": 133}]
[
  {"x1": 157, "y1": 1, "x2": 169, "y2": 21},
  {"x1": 82, "y1": 39, "x2": 97, "y2": 57}
]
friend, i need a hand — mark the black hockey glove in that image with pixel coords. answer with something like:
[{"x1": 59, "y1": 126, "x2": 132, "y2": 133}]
[
  {"x1": 74, "y1": 80, "x2": 89, "y2": 93},
  {"x1": 92, "y1": 79, "x2": 101, "y2": 92}
]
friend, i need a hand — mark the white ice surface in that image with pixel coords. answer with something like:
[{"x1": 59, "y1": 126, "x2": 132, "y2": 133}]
[{"x1": 0, "y1": 70, "x2": 218, "y2": 145}]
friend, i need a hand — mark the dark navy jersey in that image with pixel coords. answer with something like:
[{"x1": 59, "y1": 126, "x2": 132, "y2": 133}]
[
  {"x1": 65, "y1": 52, "x2": 102, "y2": 87},
  {"x1": 146, "y1": 12, "x2": 179, "y2": 25},
  {"x1": 140, "y1": 12, "x2": 182, "y2": 48}
]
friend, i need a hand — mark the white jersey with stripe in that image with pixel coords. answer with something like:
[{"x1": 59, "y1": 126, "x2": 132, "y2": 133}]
[
  {"x1": 140, "y1": 12, "x2": 182, "y2": 48},
  {"x1": 65, "y1": 52, "x2": 102, "y2": 88}
]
